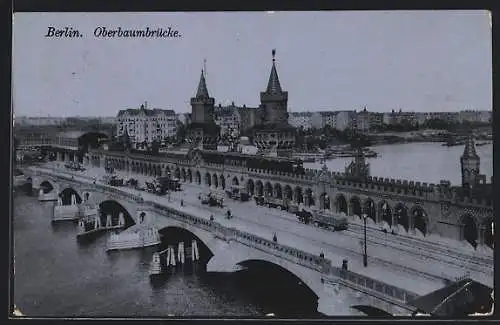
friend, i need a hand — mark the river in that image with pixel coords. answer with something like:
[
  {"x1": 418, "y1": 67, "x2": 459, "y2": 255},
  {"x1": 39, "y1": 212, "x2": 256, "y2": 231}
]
[
  {"x1": 304, "y1": 143, "x2": 493, "y2": 185},
  {"x1": 12, "y1": 143, "x2": 493, "y2": 317},
  {"x1": 13, "y1": 191, "x2": 318, "y2": 317}
]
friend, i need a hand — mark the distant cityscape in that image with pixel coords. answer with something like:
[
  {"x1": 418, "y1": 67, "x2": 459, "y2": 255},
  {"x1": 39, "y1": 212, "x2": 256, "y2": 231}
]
[{"x1": 15, "y1": 106, "x2": 492, "y2": 142}]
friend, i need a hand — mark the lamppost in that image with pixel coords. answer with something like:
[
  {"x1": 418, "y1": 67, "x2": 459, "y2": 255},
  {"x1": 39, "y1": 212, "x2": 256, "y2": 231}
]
[{"x1": 362, "y1": 213, "x2": 368, "y2": 267}]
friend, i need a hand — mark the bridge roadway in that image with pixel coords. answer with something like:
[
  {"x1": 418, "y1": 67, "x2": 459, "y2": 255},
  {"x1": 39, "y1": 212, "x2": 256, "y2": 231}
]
[{"x1": 32, "y1": 162, "x2": 494, "y2": 293}]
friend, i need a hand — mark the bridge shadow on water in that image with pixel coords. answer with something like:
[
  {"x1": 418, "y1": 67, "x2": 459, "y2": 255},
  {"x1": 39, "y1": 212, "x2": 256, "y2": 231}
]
[{"x1": 229, "y1": 260, "x2": 320, "y2": 318}]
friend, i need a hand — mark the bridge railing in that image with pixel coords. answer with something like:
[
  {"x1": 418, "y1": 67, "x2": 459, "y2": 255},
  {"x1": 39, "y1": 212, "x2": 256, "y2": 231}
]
[
  {"x1": 326, "y1": 267, "x2": 419, "y2": 304},
  {"x1": 229, "y1": 227, "x2": 332, "y2": 273}
]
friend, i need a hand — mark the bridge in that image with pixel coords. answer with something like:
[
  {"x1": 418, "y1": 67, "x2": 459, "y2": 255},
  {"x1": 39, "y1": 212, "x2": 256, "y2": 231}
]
[
  {"x1": 24, "y1": 154, "x2": 493, "y2": 316},
  {"x1": 83, "y1": 147, "x2": 494, "y2": 251},
  {"x1": 26, "y1": 165, "x2": 426, "y2": 316}
]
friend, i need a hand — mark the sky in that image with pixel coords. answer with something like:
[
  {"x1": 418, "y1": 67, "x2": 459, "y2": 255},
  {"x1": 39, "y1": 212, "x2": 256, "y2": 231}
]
[{"x1": 12, "y1": 11, "x2": 492, "y2": 117}]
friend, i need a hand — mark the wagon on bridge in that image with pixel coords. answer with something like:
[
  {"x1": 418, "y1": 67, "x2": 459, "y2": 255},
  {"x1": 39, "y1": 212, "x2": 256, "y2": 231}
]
[
  {"x1": 225, "y1": 185, "x2": 250, "y2": 202},
  {"x1": 255, "y1": 196, "x2": 289, "y2": 210},
  {"x1": 311, "y1": 210, "x2": 348, "y2": 231},
  {"x1": 156, "y1": 176, "x2": 182, "y2": 192},
  {"x1": 145, "y1": 181, "x2": 168, "y2": 196},
  {"x1": 103, "y1": 175, "x2": 125, "y2": 187},
  {"x1": 199, "y1": 192, "x2": 224, "y2": 207},
  {"x1": 295, "y1": 208, "x2": 313, "y2": 224}
]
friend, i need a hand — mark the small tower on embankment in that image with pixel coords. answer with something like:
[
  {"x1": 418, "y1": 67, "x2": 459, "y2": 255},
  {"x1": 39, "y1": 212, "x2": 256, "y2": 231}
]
[{"x1": 460, "y1": 131, "x2": 486, "y2": 189}]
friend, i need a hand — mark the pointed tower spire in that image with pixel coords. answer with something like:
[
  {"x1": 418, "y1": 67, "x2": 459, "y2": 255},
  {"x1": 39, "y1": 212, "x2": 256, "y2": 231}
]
[
  {"x1": 195, "y1": 69, "x2": 210, "y2": 98},
  {"x1": 266, "y1": 49, "x2": 282, "y2": 94}
]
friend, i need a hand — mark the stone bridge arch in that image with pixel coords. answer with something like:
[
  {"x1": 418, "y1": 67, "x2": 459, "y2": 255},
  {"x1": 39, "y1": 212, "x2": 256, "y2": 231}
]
[
  {"x1": 153, "y1": 217, "x2": 221, "y2": 255},
  {"x1": 58, "y1": 187, "x2": 83, "y2": 205},
  {"x1": 79, "y1": 190, "x2": 142, "y2": 224},
  {"x1": 207, "y1": 242, "x2": 325, "y2": 300},
  {"x1": 36, "y1": 177, "x2": 59, "y2": 193}
]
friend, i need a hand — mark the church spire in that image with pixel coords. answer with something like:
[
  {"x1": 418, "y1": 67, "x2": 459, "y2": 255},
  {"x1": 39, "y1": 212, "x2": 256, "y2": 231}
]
[
  {"x1": 195, "y1": 69, "x2": 210, "y2": 98},
  {"x1": 266, "y1": 49, "x2": 283, "y2": 94}
]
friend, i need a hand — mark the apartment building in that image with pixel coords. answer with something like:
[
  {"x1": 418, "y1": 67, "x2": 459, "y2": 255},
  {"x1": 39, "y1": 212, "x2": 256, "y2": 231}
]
[{"x1": 116, "y1": 102, "x2": 177, "y2": 148}]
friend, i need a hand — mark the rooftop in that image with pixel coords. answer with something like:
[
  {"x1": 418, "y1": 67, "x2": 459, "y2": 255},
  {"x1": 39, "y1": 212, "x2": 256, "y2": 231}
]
[
  {"x1": 117, "y1": 106, "x2": 175, "y2": 117},
  {"x1": 408, "y1": 278, "x2": 493, "y2": 316}
]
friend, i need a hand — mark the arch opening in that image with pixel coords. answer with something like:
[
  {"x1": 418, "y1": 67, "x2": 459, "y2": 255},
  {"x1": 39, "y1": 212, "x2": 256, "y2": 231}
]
[
  {"x1": 158, "y1": 226, "x2": 214, "y2": 265},
  {"x1": 461, "y1": 214, "x2": 478, "y2": 248},
  {"x1": 274, "y1": 184, "x2": 282, "y2": 199},
  {"x1": 247, "y1": 179, "x2": 255, "y2": 196},
  {"x1": 336, "y1": 194, "x2": 348, "y2": 214},
  {"x1": 394, "y1": 203, "x2": 409, "y2": 232},
  {"x1": 483, "y1": 217, "x2": 493, "y2": 248},
  {"x1": 349, "y1": 197, "x2": 362, "y2": 217},
  {"x1": 205, "y1": 172, "x2": 211, "y2": 187},
  {"x1": 195, "y1": 171, "x2": 201, "y2": 185},
  {"x1": 264, "y1": 182, "x2": 273, "y2": 197},
  {"x1": 235, "y1": 259, "x2": 320, "y2": 317},
  {"x1": 305, "y1": 188, "x2": 314, "y2": 207},
  {"x1": 59, "y1": 188, "x2": 82, "y2": 205},
  {"x1": 98, "y1": 200, "x2": 135, "y2": 228},
  {"x1": 411, "y1": 206, "x2": 427, "y2": 236},
  {"x1": 256, "y1": 181, "x2": 264, "y2": 197},
  {"x1": 351, "y1": 305, "x2": 393, "y2": 317},
  {"x1": 219, "y1": 174, "x2": 226, "y2": 189},
  {"x1": 364, "y1": 199, "x2": 376, "y2": 223},
  {"x1": 212, "y1": 173, "x2": 219, "y2": 188},
  {"x1": 40, "y1": 181, "x2": 54, "y2": 193},
  {"x1": 379, "y1": 201, "x2": 392, "y2": 227},
  {"x1": 320, "y1": 193, "x2": 330, "y2": 210}
]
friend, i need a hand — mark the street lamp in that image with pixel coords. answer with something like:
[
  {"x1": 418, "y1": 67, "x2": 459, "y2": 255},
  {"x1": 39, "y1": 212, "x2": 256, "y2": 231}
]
[{"x1": 362, "y1": 213, "x2": 368, "y2": 267}]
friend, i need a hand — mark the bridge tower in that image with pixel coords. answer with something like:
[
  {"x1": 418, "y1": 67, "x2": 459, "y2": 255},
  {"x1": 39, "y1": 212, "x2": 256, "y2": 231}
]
[
  {"x1": 345, "y1": 145, "x2": 370, "y2": 179},
  {"x1": 460, "y1": 132, "x2": 480, "y2": 189},
  {"x1": 253, "y1": 49, "x2": 296, "y2": 157},
  {"x1": 188, "y1": 68, "x2": 219, "y2": 150}
]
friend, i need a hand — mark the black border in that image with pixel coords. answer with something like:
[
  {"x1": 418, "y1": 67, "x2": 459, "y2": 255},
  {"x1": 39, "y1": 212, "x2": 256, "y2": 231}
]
[{"x1": 6, "y1": 1, "x2": 500, "y2": 324}]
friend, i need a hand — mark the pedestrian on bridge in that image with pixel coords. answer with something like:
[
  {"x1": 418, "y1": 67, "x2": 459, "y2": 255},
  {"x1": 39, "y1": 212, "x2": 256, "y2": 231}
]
[
  {"x1": 210, "y1": 215, "x2": 214, "y2": 222},
  {"x1": 272, "y1": 232, "x2": 277, "y2": 243}
]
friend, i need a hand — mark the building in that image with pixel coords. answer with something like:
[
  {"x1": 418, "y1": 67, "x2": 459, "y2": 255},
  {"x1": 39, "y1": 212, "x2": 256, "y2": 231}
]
[
  {"x1": 214, "y1": 103, "x2": 241, "y2": 137},
  {"x1": 116, "y1": 102, "x2": 177, "y2": 149},
  {"x1": 288, "y1": 112, "x2": 314, "y2": 130},
  {"x1": 458, "y1": 110, "x2": 492, "y2": 124},
  {"x1": 427, "y1": 112, "x2": 460, "y2": 124},
  {"x1": 321, "y1": 111, "x2": 337, "y2": 129},
  {"x1": 336, "y1": 111, "x2": 354, "y2": 131},
  {"x1": 15, "y1": 116, "x2": 65, "y2": 126},
  {"x1": 354, "y1": 108, "x2": 371, "y2": 133},
  {"x1": 186, "y1": 69, "x2": 219, "y2": 150},
  {"x1": 311, "y1": 111, "x2": 355, "y2": 131},
  {"x1": 252, "y1": 49, "x2": 296, "y2": 157},
  {"x1": 176, "y1": 113, "x2": 192, "y2": 125},
  {"x1": 237, "y1": 105, "x2": 258, "y2": 134}
]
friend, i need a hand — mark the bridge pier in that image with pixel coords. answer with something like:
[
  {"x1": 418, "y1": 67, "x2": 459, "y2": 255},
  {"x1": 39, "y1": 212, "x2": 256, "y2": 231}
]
[{"x1": 205, "y1": 242, "x2": 247, "y2": 272}]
